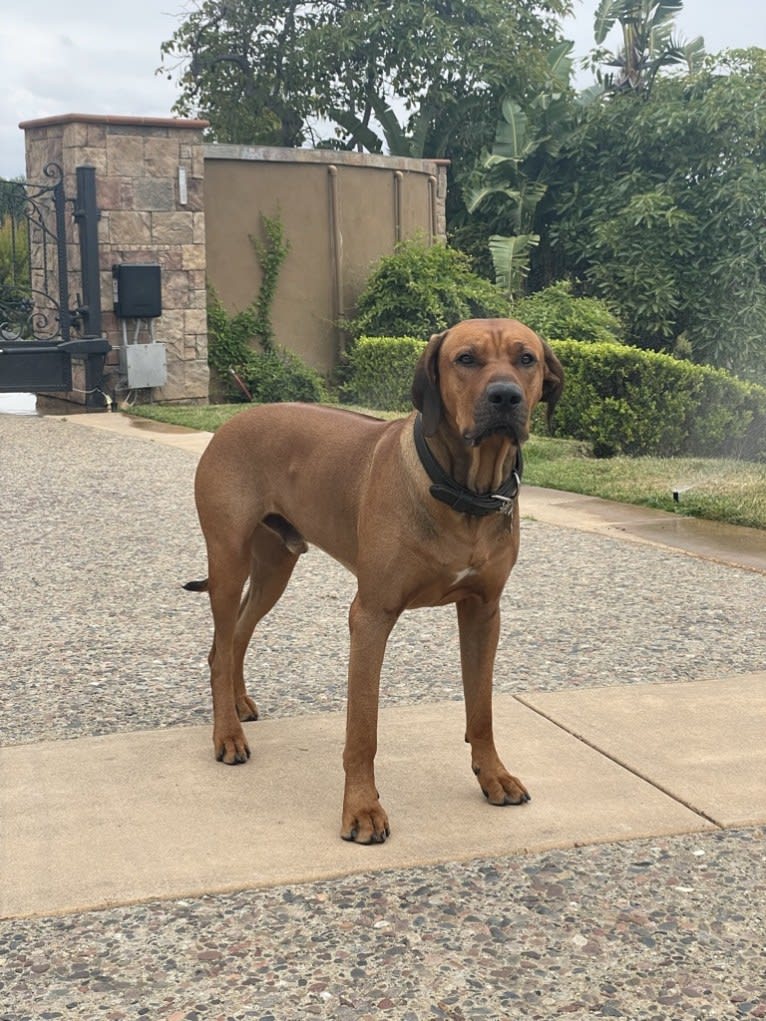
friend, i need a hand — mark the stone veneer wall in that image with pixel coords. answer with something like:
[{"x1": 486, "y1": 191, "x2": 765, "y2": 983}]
[
  {"x1": 20, "y1": 114, "x2": 210, "y2": 404},
  {"x1": 21, "y1": 115, "x2": 451, "y2": 404}
]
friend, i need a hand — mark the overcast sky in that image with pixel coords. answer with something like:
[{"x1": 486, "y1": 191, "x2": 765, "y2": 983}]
[{"x1": 1, "y1": 0, "x2": 764, "y2": 179}]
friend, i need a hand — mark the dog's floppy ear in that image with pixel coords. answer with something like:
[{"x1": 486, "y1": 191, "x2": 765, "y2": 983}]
[
  {"x1": 412, "y1": 330, "x2": 447, "y2": 436},
  {"x1": 541, "y1": 340, "x2": 564, "y2": 429}
]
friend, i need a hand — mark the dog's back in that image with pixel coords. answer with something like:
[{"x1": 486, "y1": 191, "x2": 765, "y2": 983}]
[{"x1": 194, "y1": 403, "x2": 406, "y2": 572}]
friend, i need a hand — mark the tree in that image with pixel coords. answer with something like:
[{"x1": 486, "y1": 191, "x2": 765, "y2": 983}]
[
  {"x1": 464, "y1": 42, "x2": 579, "y2": 297},
  {"x1": 454, "y1": 1, "x2": 701, "y2": 289},
  {"x1": 0, "y1": 178, "x2": 30, "y2": 332},
  {"x1": 160, "y1": 0, "x2": 309, "y2": 146},
  {"x1": 591, "y1": 0, "x2": 705, "y2": 93},
  {"x1": 160, "y1": 0, "x2": 570, "y2": 161},
  {"x1": 547, "y1": 49, "x2": 766, "y2": 379}
]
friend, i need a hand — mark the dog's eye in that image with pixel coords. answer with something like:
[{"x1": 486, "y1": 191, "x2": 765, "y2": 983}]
[
  {"x1": 455, "y1": 352, "x2": 476, "y2": 366},
  {"x1": 519, "y1": 352, "x2": 537, "y2": 366}
]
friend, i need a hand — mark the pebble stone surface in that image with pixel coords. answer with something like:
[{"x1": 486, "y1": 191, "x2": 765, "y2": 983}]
[{"x1": 1, "y1": 412, "x2": 765, "y2": 1020}]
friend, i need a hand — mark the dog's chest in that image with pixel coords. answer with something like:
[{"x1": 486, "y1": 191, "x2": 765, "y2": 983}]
[
  {"x1": 403, "y1": 543, "x2": 515, "y2": 608},
  {"x1": 453, "y1": 566, "x2": 477, "y2": 585}
]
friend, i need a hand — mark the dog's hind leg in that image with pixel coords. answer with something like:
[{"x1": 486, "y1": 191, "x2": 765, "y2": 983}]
[
  {"x1": 206, "y1": 536, "x2": 253, "y2": 765},
  {"x1": 231, "y1": 523, "x2": 303, "y2": 724}
]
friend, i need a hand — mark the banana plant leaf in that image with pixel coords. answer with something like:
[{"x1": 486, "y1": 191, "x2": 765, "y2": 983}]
[{"x1": 489, "y1": 233, "x2": 539, "y2": 298}]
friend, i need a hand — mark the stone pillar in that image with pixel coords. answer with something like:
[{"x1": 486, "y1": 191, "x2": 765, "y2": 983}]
[{"x1": 21, "y1": 114, "x2": 210, "y2": 404}]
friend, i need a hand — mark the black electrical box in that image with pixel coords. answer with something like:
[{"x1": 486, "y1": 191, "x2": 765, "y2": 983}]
[{"x1": 112, "y1": 264, "x2": 162, "y2": 319}]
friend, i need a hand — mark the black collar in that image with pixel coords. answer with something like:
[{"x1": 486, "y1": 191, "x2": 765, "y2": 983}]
[{"x1": 413, "y1": 414, "x2": 522, "y2": 518}]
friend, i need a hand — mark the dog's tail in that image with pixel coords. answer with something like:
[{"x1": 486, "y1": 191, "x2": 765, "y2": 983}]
[{"x1": 182, "y1": 578, "x2": 209, "y2": 593}]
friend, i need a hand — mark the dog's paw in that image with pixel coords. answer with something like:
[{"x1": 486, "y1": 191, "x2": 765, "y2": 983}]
[
  {"x1": 236, "y1": 694, "x2": 259, "y2": 722},
  {"x1": 214, "y1": 726, "x2": 251, "y2": 765},
  {"x1": 472, "y1": 762, "x2": 530, "y2": 806},
  {"x1": 341, "y1": 794, "x2": 390, "y2": 845}
]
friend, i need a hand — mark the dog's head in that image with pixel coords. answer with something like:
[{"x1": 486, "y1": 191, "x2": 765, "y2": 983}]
[{"x1": 412, "y1": 318, "x2": 564, "y2": 442}]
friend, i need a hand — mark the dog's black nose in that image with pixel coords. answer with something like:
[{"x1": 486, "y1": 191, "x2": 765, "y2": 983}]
[{"x1": 486, "y1": 381, "x2": 523, "y2": 408}]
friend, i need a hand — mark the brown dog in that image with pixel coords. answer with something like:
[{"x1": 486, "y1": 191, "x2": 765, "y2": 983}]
[{"x1": 187, "y1": 318, "x2": 563, "y2": 843}]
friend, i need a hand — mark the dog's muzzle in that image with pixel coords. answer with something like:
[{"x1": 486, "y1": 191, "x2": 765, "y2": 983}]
[
  {"x1": 465, "y1": 381, "x2": 528, "y2": 446},
  {"x1": 487, "y1": 380, "x2": 523, "y2": 409}
]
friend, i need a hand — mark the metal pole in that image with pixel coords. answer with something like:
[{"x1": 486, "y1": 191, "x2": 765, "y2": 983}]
[
  {"x1": 52, "y1": 171, "x2": 71, "y2": 343},
  {"x1": 74, "y1": 166, "x2": 102, "y2": 338},
  {"x1": 327, "y1": 165, "x2": 346, "y2": 358}
]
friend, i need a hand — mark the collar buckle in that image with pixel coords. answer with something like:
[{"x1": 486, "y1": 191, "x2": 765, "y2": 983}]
[{"x1": 493, "y1": 469, "x2": 521, "y2": 515}]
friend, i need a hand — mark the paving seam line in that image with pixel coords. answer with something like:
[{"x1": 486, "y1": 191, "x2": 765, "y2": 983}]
[{"x1": 512, "y1": 693, "x2": 725, "y2": 830}]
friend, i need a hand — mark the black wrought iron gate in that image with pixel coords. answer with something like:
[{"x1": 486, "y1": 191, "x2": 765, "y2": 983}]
[{"x1": 0, "y1": 164, "x2": 110, "y2": 406}]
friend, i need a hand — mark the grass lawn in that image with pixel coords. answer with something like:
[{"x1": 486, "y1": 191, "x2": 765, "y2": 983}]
[
  {"x1": 524, "y1": 436, "x2": 766, "y2": 530},
  {"x1": 126, "y1": 402, "x2": 766, "y2": 531}
]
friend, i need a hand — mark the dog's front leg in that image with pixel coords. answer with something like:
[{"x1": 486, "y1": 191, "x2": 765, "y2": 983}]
[
  {"x1": 341, "y1": 594, "x2": 397, "y2": 844},
  {"x1": 457, "y1": 596, "x2": 530, "y2": 806}
]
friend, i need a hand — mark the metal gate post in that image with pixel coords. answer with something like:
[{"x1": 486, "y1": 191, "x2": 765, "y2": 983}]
[
  {"x1": 52, "y1": 169, "x2": 72, "y2": 343},
  {"x1": 73, "y1": 166, "x2": 102, "y2": 338},
  {"x1": 0, "y1": 164, "x2": 111, "y2": 404}
]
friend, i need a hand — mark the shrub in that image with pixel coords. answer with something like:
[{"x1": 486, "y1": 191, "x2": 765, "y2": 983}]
[
  {"x1": 238, "y1": 348, "x2": 329, "y2": 404},
  {"x1": 207, "y1": 286, "x2": 327, "y2": 404},
  {"x1": 546, "y1": 340, "x2": 766, "y2": 460},
  {"x1": 341, "y1": 336, "x2": 425, "y2": 410},
  {"x1": 347, "y1": 238, "x2": 511, "y2": 340},
  {"x1": 512, "y1": 281, "x2": 623, "y2": 343}
]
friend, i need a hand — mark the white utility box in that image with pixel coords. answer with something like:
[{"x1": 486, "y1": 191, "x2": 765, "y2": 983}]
[{"x1": 119, "y1": 343, "x2": 167, "y2": 389}]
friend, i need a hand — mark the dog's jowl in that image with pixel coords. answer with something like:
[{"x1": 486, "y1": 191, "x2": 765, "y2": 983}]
[{"x1": 186, "y1": 319, "x2": 563, "y2": 843}]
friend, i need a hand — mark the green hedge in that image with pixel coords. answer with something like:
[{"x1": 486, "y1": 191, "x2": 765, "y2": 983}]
[
  {"x1": 341, "y1": 334, "x2": 766, "y2": 461},
  {"x1": 547, "y1": 340, "x2": 766, "y2": 460},
  {"x1": 340, "y1": 335, "x2": 427, "y2": 411}
]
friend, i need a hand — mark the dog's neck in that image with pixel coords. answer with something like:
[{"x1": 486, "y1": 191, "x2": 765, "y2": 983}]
[
  {"x1": 468, "y1": 436, "x2": 515, "y2": 493},
  {"x1": 426, "y1": 422, "x2": 518, "y2": 495},
  {"x1": 413, "y1": 415, "x2": 522, "y2": 518}
]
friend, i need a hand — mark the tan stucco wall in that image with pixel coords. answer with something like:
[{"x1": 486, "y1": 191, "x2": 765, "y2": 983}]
[{"x1": 204, "y1": 145, "x2": 448, "y2": 374}]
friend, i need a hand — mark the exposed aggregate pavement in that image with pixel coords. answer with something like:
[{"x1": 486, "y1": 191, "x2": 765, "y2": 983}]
[{"x1": 1, "y1": 412, "x2": 764, "y2": 1020}]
